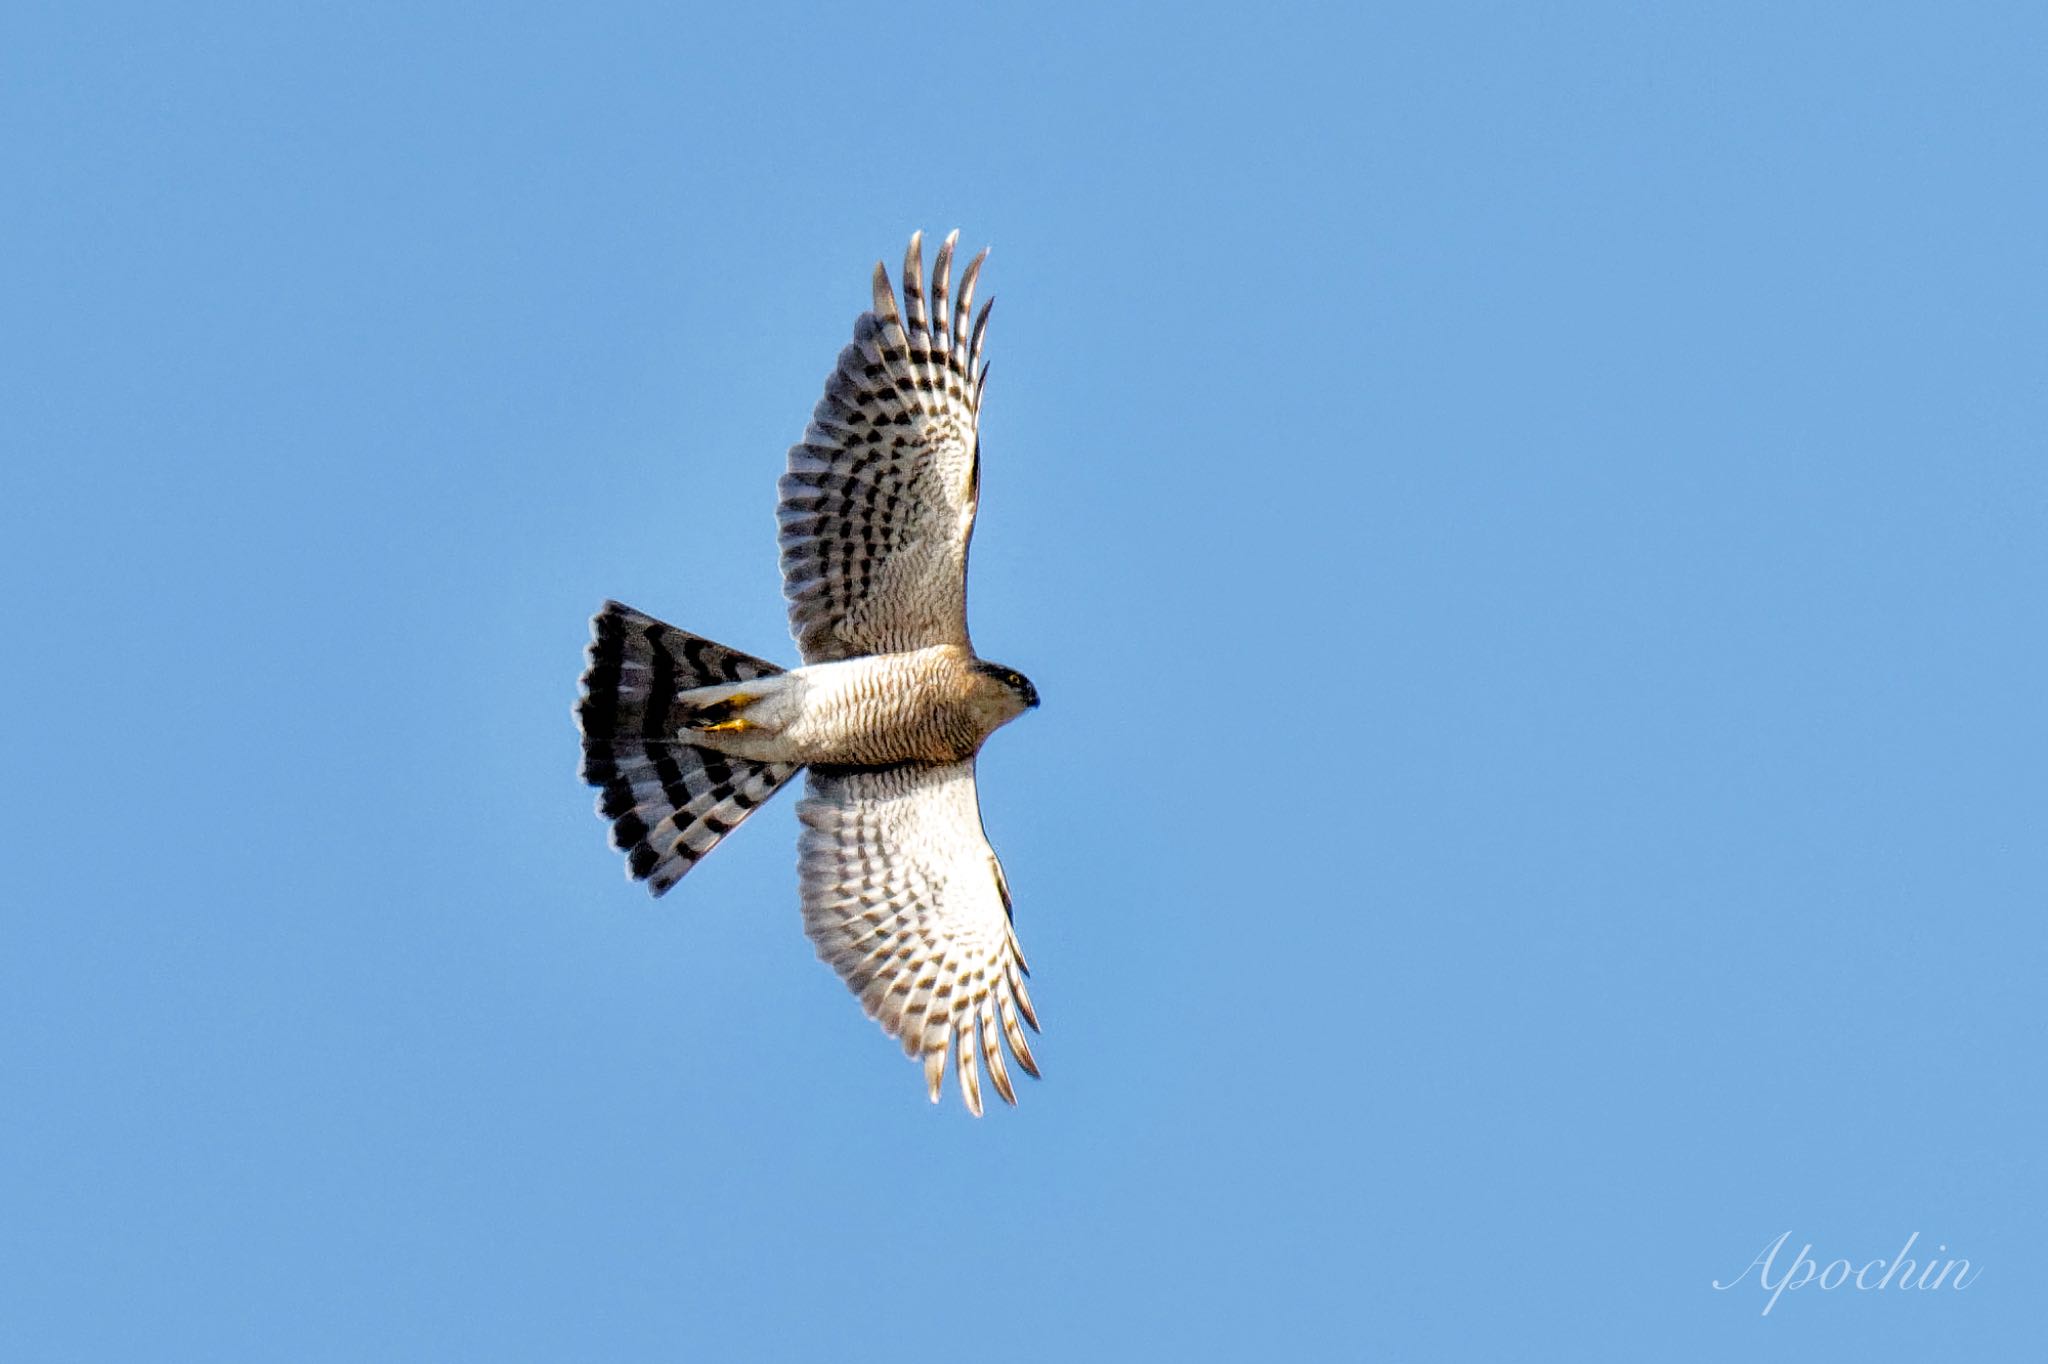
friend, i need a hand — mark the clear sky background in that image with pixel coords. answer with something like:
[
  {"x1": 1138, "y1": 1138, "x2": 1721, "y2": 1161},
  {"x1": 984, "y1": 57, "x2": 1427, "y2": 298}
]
[{"x1": 3, "y1": 2, "x2": 2043, "y2": 1359}]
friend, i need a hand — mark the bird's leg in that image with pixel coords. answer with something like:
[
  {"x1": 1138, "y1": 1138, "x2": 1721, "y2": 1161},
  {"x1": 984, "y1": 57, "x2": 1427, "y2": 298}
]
[{"x1": 681, "y1": 691, "x2": 758, "y2": 734}]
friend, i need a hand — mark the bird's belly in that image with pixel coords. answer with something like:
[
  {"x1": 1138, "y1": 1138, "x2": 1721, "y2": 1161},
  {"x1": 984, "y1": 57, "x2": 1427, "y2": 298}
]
[
  {"x1": 682, "y1": 649, "x2": 984, "y2": 767},
  {"x1": 784, "y1": 658, "x2": 982, "y2": 766}
]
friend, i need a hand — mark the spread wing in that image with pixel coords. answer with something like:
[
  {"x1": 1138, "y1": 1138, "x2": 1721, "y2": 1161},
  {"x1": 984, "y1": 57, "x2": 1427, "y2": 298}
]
[
  {"x1": 777, "y1": 230, "x2": 992, "y2": 664},
  {"x1": 796, "y1": 760, "x2": 1039, "y2": 1115}
]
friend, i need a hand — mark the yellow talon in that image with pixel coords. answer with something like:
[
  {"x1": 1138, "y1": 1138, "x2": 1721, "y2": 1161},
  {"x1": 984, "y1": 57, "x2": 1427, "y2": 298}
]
[{"x1": 686, "y1": 691, "x2": 757, "y2": 734}]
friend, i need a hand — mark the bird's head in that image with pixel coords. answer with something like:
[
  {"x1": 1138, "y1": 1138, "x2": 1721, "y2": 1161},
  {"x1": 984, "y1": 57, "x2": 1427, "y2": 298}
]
[{"x1": 971, "y1": 659, "x2": 1040, "y2": 720}]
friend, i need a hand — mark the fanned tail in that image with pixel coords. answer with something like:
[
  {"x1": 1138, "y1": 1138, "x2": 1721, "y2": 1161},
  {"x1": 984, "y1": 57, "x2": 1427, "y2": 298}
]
[{"x1": 576, "y1": 601, "x2": 801, "y2": 895}]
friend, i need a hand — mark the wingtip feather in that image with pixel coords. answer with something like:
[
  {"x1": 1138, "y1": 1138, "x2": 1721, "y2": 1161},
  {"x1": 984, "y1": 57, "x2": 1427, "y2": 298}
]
[
  {"x1": 968, "y1": 296, "x2": 993, "y2": 375},
  {"x1": 956, "y1": 1018, "x2": 984, "y2": 1116},
  {"x1": 981, "y1": 1004, "x2": 1016, "y2": 1105},
  {"x1": 955, "y1": 248, "x2": 988, "y2": 348},
  {"x1": 871, "y1": 261, "x2": 897, "y2": 319},
  {"x1": 931, "y1": 233, "x2": 957, "y2": 355}
]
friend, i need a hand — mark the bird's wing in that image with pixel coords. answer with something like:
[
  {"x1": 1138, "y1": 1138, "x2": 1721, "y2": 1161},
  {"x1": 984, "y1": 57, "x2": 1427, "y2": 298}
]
[
  {"x1": 778, "y1": 230, "x2": 992, "y2": 664},
  {"x1": 796, "y1": 760, "x2": 1039, "y2": 1114}
]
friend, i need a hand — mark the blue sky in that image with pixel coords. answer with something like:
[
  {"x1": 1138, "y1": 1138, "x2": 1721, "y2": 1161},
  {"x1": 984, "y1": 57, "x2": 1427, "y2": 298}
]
[{"x1": 3, "y1": 2, "x2": 2043, "y2": 1358}]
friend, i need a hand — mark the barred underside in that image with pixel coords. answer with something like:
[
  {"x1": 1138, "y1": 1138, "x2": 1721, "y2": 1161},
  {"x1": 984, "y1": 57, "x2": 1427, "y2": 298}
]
[
  {"x1": 797, "y1": 760, "x2": 1040, "y2": 1116},
  {"x1": 777, "y1": 229, "x2": 990, "y2": 664},
  {"x1": 577, "y1": 601, "x2": 800, "y2": 895}
]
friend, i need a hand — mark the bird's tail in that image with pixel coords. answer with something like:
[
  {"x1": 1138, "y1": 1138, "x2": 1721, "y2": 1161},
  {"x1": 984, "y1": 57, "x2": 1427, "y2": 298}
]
[{"x1": 576, "y1": 601, "x2": 801, "y2": 895}]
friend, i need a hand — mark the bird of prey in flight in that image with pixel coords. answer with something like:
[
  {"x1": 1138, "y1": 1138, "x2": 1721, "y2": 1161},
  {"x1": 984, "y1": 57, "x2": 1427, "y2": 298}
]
[{"x1": 577, "y1": 231, "x2": 1041, "y2": 1114}]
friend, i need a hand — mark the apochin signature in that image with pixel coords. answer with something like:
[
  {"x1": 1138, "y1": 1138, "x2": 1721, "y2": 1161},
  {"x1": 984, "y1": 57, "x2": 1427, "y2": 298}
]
[{"x1": 1714, "y1": 1231, "x2": 1980, "y2": 1315}]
